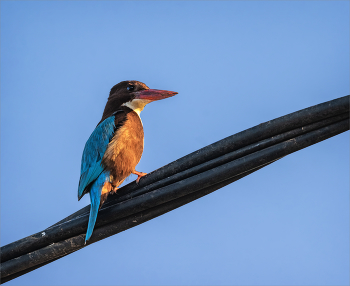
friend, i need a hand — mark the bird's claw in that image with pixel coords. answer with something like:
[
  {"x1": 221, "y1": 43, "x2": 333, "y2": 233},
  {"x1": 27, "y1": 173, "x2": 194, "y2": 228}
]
[
  {"x1": 133, "y1": 171, "x2": 147, "y2": 184},
  {"x1": 111, "y1": 186, "x2": 119, "y2": 194},
  {"x1": 136, "y1": 176, "x2": 142, "y2": 184}
]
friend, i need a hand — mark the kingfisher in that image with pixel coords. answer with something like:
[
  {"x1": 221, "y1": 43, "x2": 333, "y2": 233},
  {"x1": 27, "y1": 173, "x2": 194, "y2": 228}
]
[{"x1": 78, "y1": 80, "x2": 177, "y2": 242}]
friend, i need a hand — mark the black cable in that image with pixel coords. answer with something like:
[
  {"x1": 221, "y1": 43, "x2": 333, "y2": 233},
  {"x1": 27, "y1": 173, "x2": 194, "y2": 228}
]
[{"x1": 1, "y1": 95, "x2": 349, "y2": 283}]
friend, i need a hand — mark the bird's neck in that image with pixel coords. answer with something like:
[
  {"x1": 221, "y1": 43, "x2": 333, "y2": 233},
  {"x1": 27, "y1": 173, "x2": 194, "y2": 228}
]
[
  {"x1": 99, "y1": 99, "x2": 150, "y2": 126},
  {"x1": 122, "y1": 99, "x2": 151, "y2": 115},
  {"x1": 101, "y1": 97, "x2": 123, "y2": 121}
]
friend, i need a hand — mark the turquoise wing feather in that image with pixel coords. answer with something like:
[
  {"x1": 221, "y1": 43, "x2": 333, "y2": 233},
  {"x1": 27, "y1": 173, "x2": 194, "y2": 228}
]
[{"x1": 78, "y1": 116, "x2": 116, "y2": 200}]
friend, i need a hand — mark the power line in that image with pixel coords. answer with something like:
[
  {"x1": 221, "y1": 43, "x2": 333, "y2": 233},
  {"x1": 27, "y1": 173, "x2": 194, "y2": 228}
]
[{"x1": 1, "y1": 95, "x2": 349, "y2": 283}]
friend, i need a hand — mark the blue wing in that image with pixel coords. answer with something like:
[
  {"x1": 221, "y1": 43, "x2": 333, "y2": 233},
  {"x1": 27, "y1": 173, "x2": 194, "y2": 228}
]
[{"x1": 78, "y1": 116, "x2": 116, "y2": 200}]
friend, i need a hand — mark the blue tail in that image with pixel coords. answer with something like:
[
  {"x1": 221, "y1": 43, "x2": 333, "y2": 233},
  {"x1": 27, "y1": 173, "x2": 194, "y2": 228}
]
[{"x1": 85, "y1": 171, "x2": 110, "y2": 242}]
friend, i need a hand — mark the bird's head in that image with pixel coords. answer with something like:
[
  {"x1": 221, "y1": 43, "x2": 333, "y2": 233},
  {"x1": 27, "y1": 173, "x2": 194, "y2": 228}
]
[{"x1": 105, "y1": 80, "x2": 177, "y2": 116}]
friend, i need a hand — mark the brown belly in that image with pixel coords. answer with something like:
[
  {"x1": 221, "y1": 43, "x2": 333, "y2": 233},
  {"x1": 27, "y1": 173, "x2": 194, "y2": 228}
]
[{"x1": 102, "y1": 109, "x2": 144, "y2": 187}]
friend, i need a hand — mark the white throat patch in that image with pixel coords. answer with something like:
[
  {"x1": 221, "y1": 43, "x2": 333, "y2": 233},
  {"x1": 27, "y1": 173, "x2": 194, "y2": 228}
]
[{"x1": 123, "y1": 99, "x2": 151, "y2": 116}]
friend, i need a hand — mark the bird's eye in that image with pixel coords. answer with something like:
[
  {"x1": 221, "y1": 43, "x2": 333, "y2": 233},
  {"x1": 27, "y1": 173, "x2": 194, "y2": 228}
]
[{"x1": 127, "y1": 85, "x2": 135, "y2": 92}]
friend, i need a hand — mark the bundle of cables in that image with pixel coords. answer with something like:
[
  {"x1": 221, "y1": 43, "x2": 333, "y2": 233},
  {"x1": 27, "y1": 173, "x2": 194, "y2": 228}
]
[{"x1": 1, "y1": 95, "x2": 349, "y2": 283}]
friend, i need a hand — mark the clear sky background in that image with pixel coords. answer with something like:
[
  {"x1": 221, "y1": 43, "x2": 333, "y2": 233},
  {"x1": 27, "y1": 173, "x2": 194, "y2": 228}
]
[{"x1": 1, "y1": 1, "x2": 349, "y2": 285}]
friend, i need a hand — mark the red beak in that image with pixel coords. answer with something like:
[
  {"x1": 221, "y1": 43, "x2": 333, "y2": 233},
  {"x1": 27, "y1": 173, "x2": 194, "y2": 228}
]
[{"x1": 135, "y1": 89, "x2": 177, "y2": 101}]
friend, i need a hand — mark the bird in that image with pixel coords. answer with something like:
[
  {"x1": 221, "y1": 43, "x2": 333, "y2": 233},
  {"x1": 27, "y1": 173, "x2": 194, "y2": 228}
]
[{"x1": 78, "y1": 80, "x2": 177, "y2": 242}]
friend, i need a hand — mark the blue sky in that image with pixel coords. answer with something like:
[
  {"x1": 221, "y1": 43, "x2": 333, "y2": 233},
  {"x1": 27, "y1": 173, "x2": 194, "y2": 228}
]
[{"x1": 1, "y1": 1, "x2": 349, "y2": 285}]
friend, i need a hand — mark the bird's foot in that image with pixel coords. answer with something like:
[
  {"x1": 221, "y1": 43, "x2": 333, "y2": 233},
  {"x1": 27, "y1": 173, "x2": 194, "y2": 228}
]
[
  {"x1": 132, "y1": 170, "x2": 147, "y2": 184},
  {"x1": 111, "y1": 186, "x2": 119, "y2": 194}
]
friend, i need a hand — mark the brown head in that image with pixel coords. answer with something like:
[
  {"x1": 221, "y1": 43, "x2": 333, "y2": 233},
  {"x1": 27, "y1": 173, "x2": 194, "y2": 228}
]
[{"x1": 101, "y1": 80, "x2": 177, "y2": 120}]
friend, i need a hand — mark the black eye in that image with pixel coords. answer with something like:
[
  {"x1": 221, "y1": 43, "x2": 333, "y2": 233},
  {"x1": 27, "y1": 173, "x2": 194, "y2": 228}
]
[{"x1": 127, "y1": 85, "x2": 135, "y2": 92}]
